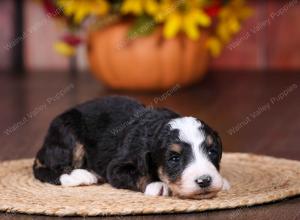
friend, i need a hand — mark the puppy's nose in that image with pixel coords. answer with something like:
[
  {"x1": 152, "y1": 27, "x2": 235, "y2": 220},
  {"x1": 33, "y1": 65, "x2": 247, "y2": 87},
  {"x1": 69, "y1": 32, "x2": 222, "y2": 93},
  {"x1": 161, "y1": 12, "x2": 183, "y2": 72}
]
[{"x1": 195, "y1": 175, "x2": 212, "y2": 188}]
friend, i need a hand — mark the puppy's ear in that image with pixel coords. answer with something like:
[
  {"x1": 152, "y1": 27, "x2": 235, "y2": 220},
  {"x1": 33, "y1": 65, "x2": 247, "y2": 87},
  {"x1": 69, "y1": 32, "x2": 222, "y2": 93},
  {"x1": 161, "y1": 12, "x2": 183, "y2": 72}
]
[
  {"x1": 214, "y1": 131, "x2": 223, "y2": 161},
  {"x1": 138, "y1": 152, "x2": 156, "y2": 177},
  {"x1": 111, "y1": 152, "x2": 152, "y2": 177},
  {"x1": 110, "y1": 160, "x2": 137, "y2": 176},
  {"x1": 138, "y1": 152, "x2": 150, "y2": 174},
  {"x1": 107, "y1": 158, "x2": 141, "y2": 190},
  {"x1": 215, "y1": 132, "x2": 222, "y2": 147}
]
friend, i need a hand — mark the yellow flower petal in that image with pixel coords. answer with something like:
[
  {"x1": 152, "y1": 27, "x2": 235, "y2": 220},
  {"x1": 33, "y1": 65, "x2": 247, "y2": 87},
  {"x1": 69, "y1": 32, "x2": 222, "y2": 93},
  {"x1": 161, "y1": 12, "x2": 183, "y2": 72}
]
[
  {"x1": 228, "y1": 17, "x2": 241, "y2": 33},
  {"x1": 219, "y1": 8, "x2": 231, "y2": 19},
  {"x1": 206, "y1": 37, "x2": 223, "y2": 57},
  {"x1": 181, "y1": 9, "x2": 211, "y2": 40},
  {"x1": 184, "y1": 24, "x2": 200, "y2": 40},
  {"x1": 216, "y1": 0, "x2": 252, "y2": 43},
  {"x1": 54, "y1": 42, "x2": 75, "y2": 56},
  {"x1": 121, "y1": 0, "x2": 143, "y2": 15},
  {"x1": 193, "y1": 9, "x2": 211, "y2": 27},
  {"x1": 91, "y1": 1, "x2": 109, "y2": 16},
  {"x1": 145, "y1": 0, "x2": 159, "y2": 15},
  {"x1": 217, "y1": 22, "x2": 231, "y2": 43},
  {"x1": 57, "y1": 0, "x2": 109, "y2": 23},
  {"x1": 239, "y1": 7, "x2": 253, "y2": 20},
  {"x1": 163, "y1": 13, "x2": 182, "y2": 39},
  {"x1": 74, "y1": 8, "x2": 88, "y2": 23},
  {"x1": 154, "y1": 0, "x2": 173, "y2": 22},
  {"x1": 183, "y1": 15, "x2": 200, "y2": 40}
]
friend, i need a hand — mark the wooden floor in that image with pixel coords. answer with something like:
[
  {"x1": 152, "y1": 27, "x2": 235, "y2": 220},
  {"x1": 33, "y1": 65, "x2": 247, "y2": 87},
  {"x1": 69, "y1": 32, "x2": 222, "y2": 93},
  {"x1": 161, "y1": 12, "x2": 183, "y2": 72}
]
[{"x1": 0, "y1": 71, "x2": 299, "y2": 219}]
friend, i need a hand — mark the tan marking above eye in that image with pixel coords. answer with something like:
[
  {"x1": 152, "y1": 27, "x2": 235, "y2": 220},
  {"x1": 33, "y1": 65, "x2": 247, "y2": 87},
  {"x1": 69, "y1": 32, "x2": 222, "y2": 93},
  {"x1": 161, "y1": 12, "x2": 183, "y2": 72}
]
[
  {"x1": 206, "y1": 135, "x2": 213, "y2": 146},
  {"x1": 170, "y1": 144, "x2": 182, "y2": 153}
]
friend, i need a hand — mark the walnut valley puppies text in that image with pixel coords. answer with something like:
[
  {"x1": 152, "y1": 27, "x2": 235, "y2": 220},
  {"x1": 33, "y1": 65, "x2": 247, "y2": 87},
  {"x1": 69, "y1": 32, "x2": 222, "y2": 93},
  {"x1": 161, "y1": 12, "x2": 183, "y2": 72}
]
[
  {"x1": 3, "y1": 84, "x2": 74, "y2": 136},
  {"x1": 228, "y1": 84, "x2": 298, "y2": 135}
]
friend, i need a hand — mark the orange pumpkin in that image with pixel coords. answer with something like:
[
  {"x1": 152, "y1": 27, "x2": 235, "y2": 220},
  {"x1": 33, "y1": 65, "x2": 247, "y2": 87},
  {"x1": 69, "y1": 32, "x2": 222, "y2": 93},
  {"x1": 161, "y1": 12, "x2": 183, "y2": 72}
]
[{"x1": 87, "y1": 22, "x2": 210, "y2": 91}]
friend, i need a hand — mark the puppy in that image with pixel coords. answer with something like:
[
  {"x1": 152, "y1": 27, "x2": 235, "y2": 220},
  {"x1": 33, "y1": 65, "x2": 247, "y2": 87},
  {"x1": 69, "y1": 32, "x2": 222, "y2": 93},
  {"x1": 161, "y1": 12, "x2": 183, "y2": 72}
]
[{"x1": 33, "y1": 96, "x2": 229, "y2": 199}]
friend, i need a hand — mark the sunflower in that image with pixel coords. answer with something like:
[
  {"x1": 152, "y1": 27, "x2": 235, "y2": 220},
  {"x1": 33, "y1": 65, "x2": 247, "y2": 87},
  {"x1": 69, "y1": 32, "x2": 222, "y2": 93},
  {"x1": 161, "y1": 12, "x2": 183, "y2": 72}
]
[
  {"x1": 156, "y1": 1, "x2": 211, "y2": 40},
  {"x1": 204, "y1": 0, "x2": 252, "y2": 57},
  {"x1": 216, "y1": 0, "x2": 252, "y2": 42},
  {"x1": 120, "y1": 0, "x2": 160, "y2": 16},
  {"x1": 56, "y1": 0, "x2": 110, "y2": 23}
]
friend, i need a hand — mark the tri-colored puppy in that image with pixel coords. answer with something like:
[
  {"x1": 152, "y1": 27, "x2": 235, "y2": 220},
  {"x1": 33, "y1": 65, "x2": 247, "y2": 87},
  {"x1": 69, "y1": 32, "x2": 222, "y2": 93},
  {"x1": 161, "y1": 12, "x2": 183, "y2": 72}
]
[{"x1": 33, "y1": 96, "x2": 229, "y2": 199}]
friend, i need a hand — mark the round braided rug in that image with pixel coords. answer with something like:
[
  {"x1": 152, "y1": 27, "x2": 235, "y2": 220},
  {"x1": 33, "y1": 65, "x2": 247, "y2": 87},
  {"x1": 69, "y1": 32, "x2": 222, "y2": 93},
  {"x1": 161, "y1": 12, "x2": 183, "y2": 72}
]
[{"x1": 0, "y1": 153, "x2": 300, "y2": 217}]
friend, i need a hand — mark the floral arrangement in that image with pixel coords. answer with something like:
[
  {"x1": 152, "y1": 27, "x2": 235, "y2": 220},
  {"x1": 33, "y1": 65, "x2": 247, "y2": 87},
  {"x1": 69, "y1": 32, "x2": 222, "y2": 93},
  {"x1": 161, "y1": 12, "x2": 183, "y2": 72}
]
[{"x1": 41, "y1": 0, "x2": 252, "y2": 57}]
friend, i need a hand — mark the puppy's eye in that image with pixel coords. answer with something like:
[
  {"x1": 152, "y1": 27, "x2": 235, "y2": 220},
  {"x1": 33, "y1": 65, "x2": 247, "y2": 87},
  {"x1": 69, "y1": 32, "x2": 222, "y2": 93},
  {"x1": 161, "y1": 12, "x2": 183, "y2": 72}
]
[
  {"x1": 208, "y1": 149, "x2": 218, "y2": 157},
  {"x1": 169, "y1": 153, "x2": 181, "y2": 163}
]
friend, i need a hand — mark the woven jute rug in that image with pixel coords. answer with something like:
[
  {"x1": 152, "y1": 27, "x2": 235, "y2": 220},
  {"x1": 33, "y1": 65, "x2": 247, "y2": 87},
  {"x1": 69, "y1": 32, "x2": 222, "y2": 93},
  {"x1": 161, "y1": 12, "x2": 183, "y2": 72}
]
[{"x1": 0, "y1": 153, "x2": 300, "y2": 217}]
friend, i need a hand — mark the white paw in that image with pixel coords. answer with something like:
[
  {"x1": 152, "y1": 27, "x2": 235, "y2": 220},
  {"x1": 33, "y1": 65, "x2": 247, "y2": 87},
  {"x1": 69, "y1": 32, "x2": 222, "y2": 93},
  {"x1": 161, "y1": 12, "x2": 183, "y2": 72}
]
[
  {"x1": 144, "y1": 182, "x2": 169, "y2": 196},
  {"x1": 222, "y1": 178, "x2": 230, "y2": 190},
  {"x1": 60, "y1": 169, "x2": 98, "y2": 187}
]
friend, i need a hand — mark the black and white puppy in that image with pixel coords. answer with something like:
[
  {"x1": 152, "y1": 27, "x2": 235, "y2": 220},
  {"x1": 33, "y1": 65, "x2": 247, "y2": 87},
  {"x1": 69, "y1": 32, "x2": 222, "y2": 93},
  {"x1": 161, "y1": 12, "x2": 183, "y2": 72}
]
[{"x1": 33, "y1": 96, "x2": 229, "y2": 199}]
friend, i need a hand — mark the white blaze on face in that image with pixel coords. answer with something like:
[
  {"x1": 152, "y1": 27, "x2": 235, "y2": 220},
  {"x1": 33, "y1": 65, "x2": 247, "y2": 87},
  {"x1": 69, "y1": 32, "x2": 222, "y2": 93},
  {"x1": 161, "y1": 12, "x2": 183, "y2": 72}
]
[{"x1": 168, "y1": 117, "x2": 223, "y2": 195}]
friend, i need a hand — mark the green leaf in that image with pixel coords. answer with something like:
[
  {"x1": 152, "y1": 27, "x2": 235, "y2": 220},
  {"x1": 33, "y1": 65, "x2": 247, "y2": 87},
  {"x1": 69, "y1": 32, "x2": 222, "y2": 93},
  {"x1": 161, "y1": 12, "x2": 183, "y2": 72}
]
[{"x1": 127, "y1": 15, "x2": 156, "y2": 40}]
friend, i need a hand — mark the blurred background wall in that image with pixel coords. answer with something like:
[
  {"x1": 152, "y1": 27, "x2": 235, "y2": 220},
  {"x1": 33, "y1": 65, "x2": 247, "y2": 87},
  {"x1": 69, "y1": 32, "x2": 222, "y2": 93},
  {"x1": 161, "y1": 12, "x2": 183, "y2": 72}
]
[
  {"x1": 0, "y1": 0, "x2": 15, "y2": 72},
  {"x1": 0, "y1": 0, "x2": 300, "y2": 74}
]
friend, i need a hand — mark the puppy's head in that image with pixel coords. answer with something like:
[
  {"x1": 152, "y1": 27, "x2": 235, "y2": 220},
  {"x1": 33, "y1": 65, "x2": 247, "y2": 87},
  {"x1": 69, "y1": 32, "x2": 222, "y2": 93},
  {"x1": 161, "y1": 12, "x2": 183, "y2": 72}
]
[{"x1": 158, "y1": 117, "x2": 224, "y2": 199}]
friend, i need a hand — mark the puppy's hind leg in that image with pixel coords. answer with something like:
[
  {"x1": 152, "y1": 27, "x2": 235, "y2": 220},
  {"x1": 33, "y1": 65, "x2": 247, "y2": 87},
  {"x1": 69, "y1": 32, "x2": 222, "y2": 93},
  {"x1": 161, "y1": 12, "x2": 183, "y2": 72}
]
[
  {"x1": 33, "y1": 109, "x2": 98, "y2": 186},
  {"x1": 33, "y1": 144, "x2": 99, "y2": 187},
  {"x1": 33, "y1": 159, "x2": 64, "y2": 185},
  {"x1": 33, "y1": 140, "x2": 75, "y2": 185}
]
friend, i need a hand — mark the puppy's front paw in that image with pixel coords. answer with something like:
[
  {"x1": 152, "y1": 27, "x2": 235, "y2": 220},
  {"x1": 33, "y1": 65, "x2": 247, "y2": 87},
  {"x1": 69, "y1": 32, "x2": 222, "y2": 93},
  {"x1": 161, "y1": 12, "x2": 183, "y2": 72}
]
[
  {"x1": 144, "y1": 182, "x2": 169, "y2": 196},
  {"x1": 222, "y1": 178, "x2": 230, "y2": 191},
  {"x1": 60, "y1": 169, "x2": 98, "y2": 187}
]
